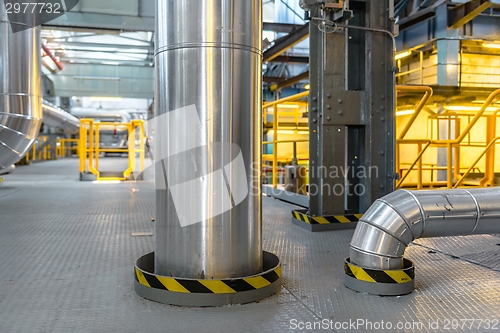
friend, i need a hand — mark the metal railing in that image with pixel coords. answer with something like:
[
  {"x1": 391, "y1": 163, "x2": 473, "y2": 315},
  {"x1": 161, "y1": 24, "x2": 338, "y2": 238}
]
[
  {"x1": 56, "y1": 138, "x2": 79, "y2": 158},
  {"x1": 79, "y1": 119, "x2": 145, "y2": 181},
  {"x1": 25, "y1": 135, "x2": 54, "y2": 162},
  {"x1": 261, "y1": 86, "x2": 500, "y2": 190},
  {"x1": 262, "y1": 91, "x2": 309, "y2": 188},
  {"x1": 396, "y1": 88, "x2": 500, "y2": 189}
]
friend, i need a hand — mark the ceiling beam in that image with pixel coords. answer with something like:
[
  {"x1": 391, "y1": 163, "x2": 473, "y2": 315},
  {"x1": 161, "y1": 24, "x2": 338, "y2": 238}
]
[
  {"x1": 44, "y1": 11, "x2": 309, "y2": 34},
  {"x1": 448, "y1": 0, "x2": 500, "y2": 29},
  {"x1": 263, "y1": 24, "x2": 309, "y2": 63},
  {"x1": 270, "y1": 71, "x2": 309, "y2": 91}
]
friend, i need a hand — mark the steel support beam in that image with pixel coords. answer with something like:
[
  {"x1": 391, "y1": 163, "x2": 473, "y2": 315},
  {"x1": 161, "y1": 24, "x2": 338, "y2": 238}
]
[
  {"x1": 270, "y1": 55, "x2": 309, "y2": 64},
  {"x1": 449, "y1": 0, "x2": 500, "y2": 29},
  {"x1": 307, "y1": 0, "x2": 395, "y2": 218},
  {"x1": 263, "y1": 24, "x2": 309, "y2": 63},
  {"x1": 397, "y1": 0, "x2": 444, "y2": 31},
  {"x1": 263, "y1": 22, "x2": 304, "y2": 33},
  {"x1": 263, "y1": 76, "x2": 287, "y2": 83},
  {"x1": 270, "y1": 71, "x2": 309, "y2": 91}
]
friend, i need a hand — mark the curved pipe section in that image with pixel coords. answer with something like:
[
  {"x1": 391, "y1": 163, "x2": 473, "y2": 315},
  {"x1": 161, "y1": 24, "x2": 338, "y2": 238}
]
[
  {"x1": 350, "y1": 188, "x2": 500, "y2": 270},
  {"x1": 0, "y1": 6, "x2": 43, "y2": 169}
]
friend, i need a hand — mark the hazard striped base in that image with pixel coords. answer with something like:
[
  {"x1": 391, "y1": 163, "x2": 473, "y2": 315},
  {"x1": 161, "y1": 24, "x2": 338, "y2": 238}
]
[
  {"x1": 291, "y1": 209, "x2": 361, "y2": 232},
  {"x1": 344, "y1": 257, "x2": 415, "y2": 296},
  {"x1": 134, "y1": 251, "x2": 282, "y2": 306}
]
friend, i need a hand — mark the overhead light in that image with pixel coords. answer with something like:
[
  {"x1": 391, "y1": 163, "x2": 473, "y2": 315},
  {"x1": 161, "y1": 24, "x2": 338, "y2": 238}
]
[
  {"x1": 445, "y1": 105, "x2": 500, "y2": 112},
  {"x1": 74, "y1": 76, "x2": 121, "y2": 81},
  {"x1": 472, "y1": 100, "x2": 500, "y2": 105},
  {"x1": 395, "y1": 109, "x2": 415, "y2": 116},
  {"x1": 278, "y1": 104, "x2": 300, "y2": 109},
  {"x1": 395, "y1": 50, "x2": 412, "y2": 60},
  {"x1": 483, "y1": 42, "x2": 500, "y2": 49},
  {"x1": 304, "y1": 83, "x2": 310, "y2": 90},
  {"x1": 268, "y1": 130, "x2": 296, "y2": 135},
  {"x1": 297, "y1": 131, "x2": 309, "y2": 135},
  {"x1": 89, "y1": 97, "x2": 124, "y2": 102}
]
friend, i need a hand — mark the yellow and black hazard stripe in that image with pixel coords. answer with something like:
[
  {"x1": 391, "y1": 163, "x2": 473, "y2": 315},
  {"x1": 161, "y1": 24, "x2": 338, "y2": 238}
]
[
  {"x1": 344, "y1": 258, "x2": 414, "y2": 284},
  {"x1": 135, "y1": 265, "x2": 281, "y2": 294},
  {"x1": 292, "y1": 209, "x2": 362, "y2": 225}
]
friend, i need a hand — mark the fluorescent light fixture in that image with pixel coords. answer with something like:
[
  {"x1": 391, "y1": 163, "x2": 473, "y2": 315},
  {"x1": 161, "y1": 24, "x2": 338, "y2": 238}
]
[
  {"x1": 304, "y1": 83, "x2": 310, "y2": 90},
  {"x1": 483, "y1": 42, "x2": 500, "y2": 49},
  {"x1": 395, "y1": 109, "x2": 415, "y2": 116},
  {"x1": 278, "y1": 104, "x2": 300, "y2": 109},
  {"x1": 445, "y1": 106, "x2": 499, "y2": 112},
  {"x1": 395, "y1": 50, "x2": 412, "y2": 60},
  {"x1": 89, "y1": 97, "x2": 124, "y2": 102},
  {"x1": 268, "y1": 130, "x2": 296, "y2": 135},
  {"x1": 74, "y1": 76, "x2": 121, "y2": 81},
  {"x1": 297, "y1": 131, "x2": 309, "y2": 135}
]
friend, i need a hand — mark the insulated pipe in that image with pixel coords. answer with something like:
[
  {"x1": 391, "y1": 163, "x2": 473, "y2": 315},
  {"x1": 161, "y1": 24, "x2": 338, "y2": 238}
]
[
  {"x1": 42, "y1": 44, "x2": 63, "y2": 70},
  {"x1": 154, "y1": 1, "x2": 263, "y2": 279},
  {"x1": 42, "y1": 101, "x2": 80, "y2": 134},
  {"x1": 0, "y1": 6, "x2": 42, "y2": 170},
  {"x1": 350, "y1": 188, "x2": 500, "y2": 270},
  {"x1": 70, "y1": 109, "x2": 131, "y2": 123}
]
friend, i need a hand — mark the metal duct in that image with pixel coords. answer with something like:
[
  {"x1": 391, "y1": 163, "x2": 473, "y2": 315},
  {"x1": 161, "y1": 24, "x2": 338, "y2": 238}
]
[
  {"x1": 42, "y1": 101, "x2": 80, "y2": 134},
  {"x1": 70, "y1": 108, "x2": 130, "y2": 137},
  {"x1": 70, "y1": 109, "x2": 131, "y2": 123},
  {"x1": 350, "y1": 188, "x2": 500, "y2": 270},
  {"x1": 0, "y1": 6, "x2": 42, "y2": 169},
  {"x1": 154, "y1": 0, "x2": 263, "y2": 279}
]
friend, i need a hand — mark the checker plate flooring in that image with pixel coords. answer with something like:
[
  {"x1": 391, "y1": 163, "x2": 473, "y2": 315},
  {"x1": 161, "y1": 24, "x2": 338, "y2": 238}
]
[{"x1": 1, "y1": 159, "x2": 500, "y2": 332}]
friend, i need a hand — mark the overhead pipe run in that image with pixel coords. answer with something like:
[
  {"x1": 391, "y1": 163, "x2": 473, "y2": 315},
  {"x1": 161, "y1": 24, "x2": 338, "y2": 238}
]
[
  {"x1": 0, "y1": 5, "x2": 43, "y2": 170},
  {"x1": 134, "y1": 0, "x2": 281, "y2": 306},
  {"x1": 345, "y1": 187, "x2": 500, "y2": 296},
  {"x1": 42, "y1": 101, "x2": 80, "y2": 134},
  {"x1": 42, "y1": 44, "x2": 64, "y2": 71}
]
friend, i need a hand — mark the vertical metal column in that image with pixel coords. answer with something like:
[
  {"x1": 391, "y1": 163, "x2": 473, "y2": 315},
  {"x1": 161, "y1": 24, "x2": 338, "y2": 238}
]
[
  {"x1": 435, "y1": 4, "x2": 460, "y2": 87},
  {"x1": 154, "y1": 1, "x2": 263, "y2": 279},
  {"x1": 307, "y1": 0, "x2": 396, "y2": 219},
  {"x1": 0, "y1": 5, "x2": 42, "y2": 169}
]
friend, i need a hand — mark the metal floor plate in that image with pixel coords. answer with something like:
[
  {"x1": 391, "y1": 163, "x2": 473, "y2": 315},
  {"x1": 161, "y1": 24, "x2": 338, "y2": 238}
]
[{"x1": 1, "y1": 159, "x2": 500, "y2": 332}]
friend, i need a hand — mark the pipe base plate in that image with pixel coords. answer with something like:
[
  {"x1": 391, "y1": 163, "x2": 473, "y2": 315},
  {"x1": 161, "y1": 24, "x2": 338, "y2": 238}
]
[
  {"x1": 344, "y1": 257, "x2": 415, "y2": 296},
  {"x1": 134, "y1": 251, "x2": 282, "y2": 306},
  {"x1": 292, "y1": 209, "x2": 361, "y2": 232}
]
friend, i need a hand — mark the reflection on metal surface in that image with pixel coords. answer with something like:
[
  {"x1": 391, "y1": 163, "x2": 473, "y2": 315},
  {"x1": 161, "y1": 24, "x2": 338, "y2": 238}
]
[
  {"x1": 154, "y1": 0, "x2": 263, "y2": 279},
  {"x1": 42, "y1": 100, "x2": 80, "y2": 133},
  {"x1": 0, "y1": 5, "x2": 42, "y2": 169}
]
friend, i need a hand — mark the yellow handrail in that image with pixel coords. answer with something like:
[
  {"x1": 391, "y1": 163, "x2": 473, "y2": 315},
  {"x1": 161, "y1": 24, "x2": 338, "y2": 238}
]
[
  {"x1": 263, "y1": 91, "x2": 309, "y2": 188},
  {"x1": 396, "y1": 86, "x2": 434, "y2": 140},
  {"x1": 396, "y1": 88, "x2": 500, "y2": 189},
  {"x1": 453, "y1": 136, "x2": 500, "y2": 188},
  {"x1": 79, "y1": 119, "x2": 145, "y2": 181}
]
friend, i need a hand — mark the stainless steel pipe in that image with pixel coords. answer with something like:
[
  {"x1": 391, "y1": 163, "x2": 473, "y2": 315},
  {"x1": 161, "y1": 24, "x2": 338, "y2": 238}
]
[
  {"x1": 350, "y1": 188, "x2": 500, "y2": 270},
  {"x1": 154, "y1": 1, "x2": 263, "y2": 278},
  {"x1": 42, "y1": 101, "x2": 80, "y2": 134},
  {"x1": 0, "y1": 7, "x2": 42, "y2": 169}
]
